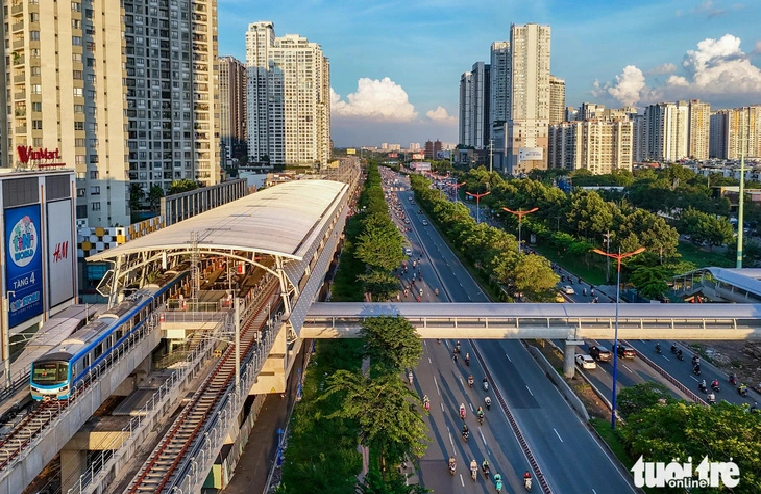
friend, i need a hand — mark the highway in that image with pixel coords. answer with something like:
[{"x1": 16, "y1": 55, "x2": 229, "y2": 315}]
[{"x1": 383, "y1": 169, "x2": 636, "y2": 494}]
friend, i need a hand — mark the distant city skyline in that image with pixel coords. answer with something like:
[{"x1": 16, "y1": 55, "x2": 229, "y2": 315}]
[{"x1": 218, "y1": 1, "x2": 761, "y2": 146}]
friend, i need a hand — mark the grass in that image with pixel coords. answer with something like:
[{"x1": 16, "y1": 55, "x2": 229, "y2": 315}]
[
  {"x1": 677, "y1": 241, "x2": 734, "y2": 269},
  {"x1": 589, "y1": 418, "x2": 634, "y2": 470},
  {"x1": 530, "y1": 243, "x2": 608, "y2": 286}
]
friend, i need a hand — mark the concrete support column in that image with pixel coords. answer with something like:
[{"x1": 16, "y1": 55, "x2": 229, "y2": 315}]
[
  {"x1": 564, "y1": 340, "x2": 585, "y2": 378},
  {"x1": 60, "y1": 448, "x2": 88, "y2": 494}
]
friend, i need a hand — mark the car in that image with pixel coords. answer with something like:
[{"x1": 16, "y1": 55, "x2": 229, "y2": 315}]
[
  {"x1": 422, "y1": 220, "x2": 429, "y2": 226},
  {"x1": 561, "y1": 285, "x2": 575, "y2": 295},
  {"x1": 405, "y1": 248, "x2": 413, "y2": 256},
  {"x1": 404, "y1": 219, "x2": 410, "y2": 224},
  {"x1": 555, "y1": 293, "x2": 566, "y2": 303},
  {"x1": 588, "y1": 345, "x2": 612, "y2": 362},
  {"x1": 615, "y1": 344, "x2": 637, "y2": 360},
  {"x1": 575, "y1": 354, "x2": 597, "y2": 370}
]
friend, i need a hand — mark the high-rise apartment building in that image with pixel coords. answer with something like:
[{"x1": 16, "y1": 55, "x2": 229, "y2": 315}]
[
  {"x1": 124, "y1": 0, "x2": 220, "y2": 192},
  {"x1": 219, "y1": 56, "x2": 247, "y2": 160},
  {"x1": 710, "y1": 110, "x2": 729, "y2": 159},
  {"x1": 489, "y1": 41, "x2": 510, "y2": 130},
  {"x1": 505, "y1": 23, "x2": 551, "y2": 174},
  {"x1": 246, "y1": 21, "x2": 330, "y2": 168},
  {"x1": 726, "y1": 106, "x2": 761, "y2": 160},
  {"x1": 458, "y1": 62, "x2": 490, "y2": 148},
  {"x1": 565, "y1": 107, "x2": 579, "y2": 122},
  {"x1": 424, "y1": 140, "x2": 442, "y2": 159},
  {"x1": 643, "y1": 102, "x2": 689, "y2": 162},
  {"x1": 3, "y1": 0, "x2": 130, "y2": 226},
  {"x1": 548, "y1": 119, "x2": 633, "y2": 174},
  {"x1": 688, "y1": 99, "x2": 710, "y2": 160},
  {"x1": 548, "y1": 76, "x2": 565, "y2": 125}
]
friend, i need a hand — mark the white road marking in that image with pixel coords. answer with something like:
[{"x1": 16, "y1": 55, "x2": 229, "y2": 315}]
[
  {"x1": 690, "y1": 375, "x2": 699, "y2": 382},
  {"x1": 428, "y1": 357, "x2": 432, "y2": 364},
  {"x1": 662, "y1": 355, "x2": 670, "y2": 362},
  {"x1": 469, "y1": 402, "x2": 474, "y2": 412},
  {"x1": 441, "y1": 402, "x2": 445, "y2": 412},
  {"x1": 505, "y1": 353, "x2": 512, "y2": 363},
  {"x1": 460, "y1": 475, "x2": 465, "y2": 487},
  {"x1": 639, "y1": 339, "x2": 646, "y2": 344},
  {"x1": 479, "y1": 427, "x2": 488, "y2": 448},
  {"x1": 434, "y1": 376, "x2": 441, "y2": 396},
  {"x1": 448, "y1": 431, "x2": 454, "y2": 451},
  {"x1": 593, "y1": 489, "x2": 597, "y2": 494},
  {"x1": 622, "y1": 364, "x2": 633, "y2": 373},
  {"x1": 554, "y1": 428, "x2": 564, "y2": 442},
  {"x1": 526, "y1": 385, "x2": 533, "y2": 397},
  {"x1": 460, "y1": 376, "x2": 464, "y2": 386},
  {"x1": 467, "y1": 295, "x2": 472, "y2": 301}
]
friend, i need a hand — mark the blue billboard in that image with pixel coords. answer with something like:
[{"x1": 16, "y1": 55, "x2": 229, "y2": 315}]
[{"x1": 5, "y1": 205, "x2": 43, "y2": 328}]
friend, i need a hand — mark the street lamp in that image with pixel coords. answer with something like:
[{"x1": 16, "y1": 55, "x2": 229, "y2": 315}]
[
  {"x1": 592, "y1": 247, "x2": 645, "y2": 430},
  {"x1": 450, "y1": 182, "x2": 466, "y2": 205},
  {"x1": 502, "y1": 207, "x2": 539, "y2": 253},
  {"x1": 465, "y1": 191, "x2": 490, "y2": 224},
  {"x1": 2, "y1": 290, "x2": 16, "y2": 388}
]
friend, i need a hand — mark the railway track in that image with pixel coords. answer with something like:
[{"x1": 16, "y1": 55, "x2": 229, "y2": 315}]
[
  {"x1": 0, "y1": 400, "x2": 70, "y2": 470},
  {"x1": 125, "y1": 285, "x2": 280, "y2": 494}
]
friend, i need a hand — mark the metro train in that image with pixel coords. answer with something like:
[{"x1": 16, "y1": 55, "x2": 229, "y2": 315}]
[{"x1": 29, "y1": 271, "x2": 188, "y2": 400}]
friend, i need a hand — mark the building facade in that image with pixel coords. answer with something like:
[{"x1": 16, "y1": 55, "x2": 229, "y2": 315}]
[
  {"x1": 219, "y1": 56, "x2": 247, "y2": 160},
  {"x1": 710, "y1": 110, "x2": 729, "y2": 159},
  {"x1": 3, "y1": 0, "x2": 130, "y2": 227},
  {"x1": 124, "y1": 0, "x2": 220, "y2": 196},
  {"x1": 688, "y1": 99, "x2": 710, "y2": 160},
  {"x1": 548, "y1": 119, "x2": 633, "y2": 174},
  {"x1": 726, "y1": 106, "x2": 761, "y2": 160},
  {"x1": 489, "y1": 41, "x2": 510, "y2": 131},
  {"x1": 506, "y1": 23, "x2": 551, "y2": 174},
  {"x1": 458, "y1": 63, "x2": 490, "y2": 148},
  {"x1": 424, "y1": 140, "x2": 442, "y2": 159},
  {"x1": 245, "y1": 21, "x2": 330, "y2": 168},
  {"x1": 548, "y1": 75, "x2": 565, "y2": 125},
  {"x1": 643, "y1": 101, "x2": 689, "y2": 162}
]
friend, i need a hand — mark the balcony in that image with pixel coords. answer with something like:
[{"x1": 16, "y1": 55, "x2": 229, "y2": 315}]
[
  {"x1": 15, "y1": 126, "x2": 27, "y2": 134},
  {"x1": 15, "y1": 109, "x2": 26, "y2": 117},
  {"x1": 14, "y1": 92, "x2": 26, "y2": 100},
  {"x1": 14, "y1": 74, "x2": 25, "y2": 83},
  {"x1": 13, "y1": 39, "x2": 25, "y2": 49},
  {"x1": 11, "y1": 4, "x2": 23, "y2": 15},
  {"x1": 12, "y1": 21, "x2": 23, "y2": 32}
]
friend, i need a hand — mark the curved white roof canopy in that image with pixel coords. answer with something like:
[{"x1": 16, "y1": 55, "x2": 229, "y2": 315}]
[{"x1": 88, "y1": 179, "x2": 347, "y2": 262}]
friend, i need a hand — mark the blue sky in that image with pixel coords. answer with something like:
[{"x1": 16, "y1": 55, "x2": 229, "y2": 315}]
[{"x1": 218, "y1": 0, "x2": 761, "y2": 147}]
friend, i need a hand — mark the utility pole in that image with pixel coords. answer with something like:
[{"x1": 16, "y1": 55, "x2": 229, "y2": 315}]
[{"x1": 602, "y1": 230, "x2": 613, "y2": 283}]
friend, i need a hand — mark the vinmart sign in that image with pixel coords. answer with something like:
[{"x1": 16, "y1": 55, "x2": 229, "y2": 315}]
[{"x1": 16, "y1": 146, "x2": 61, "y2": 164}]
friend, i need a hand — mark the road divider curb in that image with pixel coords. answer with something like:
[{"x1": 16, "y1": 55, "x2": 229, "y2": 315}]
[
  {"x1": 527, "y1": 345, "x2": 590, "y2": 421},
  {"x1": 624, "y1": 340, "x2": 708, "y2": 407},
  {"x1": 469, "y1": 340, "x2": 553, "y2": 494}
]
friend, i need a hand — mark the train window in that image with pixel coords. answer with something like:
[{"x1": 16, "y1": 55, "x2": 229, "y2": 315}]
[
  {"x1": 84, "y1": 354, "x2": 90, "y2": 369},
  {"x1": 94, "y1": 344, "x2": 102, "y2": 359},
  {"x1": 32, "y1": 362, "x2": 68, "y2": 385}
]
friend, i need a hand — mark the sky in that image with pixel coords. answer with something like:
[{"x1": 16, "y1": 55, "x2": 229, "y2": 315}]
[{"x1": 218, "y1": 0, "x2": 761, "y2": 147}]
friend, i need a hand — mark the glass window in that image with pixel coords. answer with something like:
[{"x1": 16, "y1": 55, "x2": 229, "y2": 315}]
[{"x1": 32, "y1": 362, "x2": 68, "y2": 384}]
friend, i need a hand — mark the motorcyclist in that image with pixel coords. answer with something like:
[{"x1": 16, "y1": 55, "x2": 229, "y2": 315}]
[
  {"x1": 468, "y1": 375, "x2": 474, "y2": 387},
  {"x1": 483, "y1": 377, "x2": 489, "y2": 391},
  {"x1": 712, "y1": 379, "x2": 719, "y2": 389},
  {"x1": 583, "y1": 288, "x2": 587, "y2": 297},
  {"x1": 677, "y1": 349, "x2": 683, "y2": 360},
  {"x1": 671, "y1": 343, "x2": 678, "y2": 353},
  {"x1": 460, "y1": 403, "x2": 466, "y2": 418},
  {"x1": 456, "y1": 340, "x2": 462, "y2": 353},
  {"x1": 655, "y1": 343, "x2": 661, "y2": 353},
  {"x1": 524, "y1": 471, "x2": 532, "y2": 491},
  {"x1": 449, "y1": 456, "x2": 456, "y2": 474},
  {"x1": 452, "y1": 351, "x2": 458, "y2": 363},
  {"x1": 693, "y1": 364, "x2": 701, "y2": 375},
  {"x1": 435, "y1": 288, "x2": 439, "y2": 296},
  {"x1": 707, "y1": 392, "x2": 716, "y2": 404},
  {"x1": 408, "y1": 370, "x2": 414, "y2": 385},
  {"x1": 462, "y1": 424, "x2": 469, "y2": 440},
  {"x1": 494, "y1": 472, "x2": 502, "y2": 490},
  {"x1": 730, "y1": 373, "x2": 737, "y2": 384},
  {"x1": 739, "y1": 383, "x2": 748, "y2": 396},
  {"x1": 700, "y1": 379, "x2": 707, "y2": 392},
  {"x1": 485, "y1": 396, "x2": 492, "y2": 410},
  {"x1": 465, "y1": 353, "x2": 470, "y2": 366},
  {"x1": 482, "y1": 459, "x2": 491, "y2": 475},
  {"x1": 470, "y1": 459, "x2": 478, "y2": 479}
]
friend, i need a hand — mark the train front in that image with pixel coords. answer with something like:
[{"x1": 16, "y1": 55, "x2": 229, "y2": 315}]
[{"x1": 30, "y1": 352, "x2": 72, "y2": 400}]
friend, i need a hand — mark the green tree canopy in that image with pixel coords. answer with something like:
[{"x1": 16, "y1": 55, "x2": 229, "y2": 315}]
[{"x1": 359, "y1": 316, "x2": 423, "y2": 374}]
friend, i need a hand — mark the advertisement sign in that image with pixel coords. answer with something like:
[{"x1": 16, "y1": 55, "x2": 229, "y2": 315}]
[
  {"x1": 47, "y1": 199, "x2": 75, "y2": 307},
  {"x1": 437, "y1": 151, "x2": 451, "y2": 159},
  {"x1": 388, "y1": 153, "x2": 398, "y2": 158},
  {"x1": 412, "y1": 153, "x2": 425, "y2": 160},
  {"x1": 5, "y1": 205, "x2": 43, "y2": 328},
  {"x1": 346, "y1": 148, "x2": 356, "y2": 155},
  {"x1": 518, "y1": 147, "x2": 543, "y2": 161}
]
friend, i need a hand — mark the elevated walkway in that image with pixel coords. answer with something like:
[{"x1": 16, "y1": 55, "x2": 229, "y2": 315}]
[
  {"x1": 672, "y1": 267, "x2": 761, "y2": 303},
  {"x1": 303, "y1": 302, "x2": 761, "y2": 340}
]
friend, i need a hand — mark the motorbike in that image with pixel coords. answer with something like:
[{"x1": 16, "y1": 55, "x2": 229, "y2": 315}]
[
  {"x1": 524, "y1": 477, "x2": 533, "y2": 491},
  {"x1": 460, "y1": 407, "x2": 467, "y2": 420},
  {"x1": 670, "y1": 345, "x2": 678, "y2": 354},
  {"x1": 729, "y1": 374, "x2": 738, "y2": 385},
  {"x1": 738, "y1": 386, "x2": 748, "y2": 397},
  {"x1": 462, "y1": 430, "x2": 469, "y2": 442},
  {"x1": 693, "y1": 365, "x2": 701, "y2": 376},
  {"x1": 423, "y1": 400, "x2": 430, "y2": 412},
  {"x1": 698, "y1": 382, "x2": 707, "y2": 394},
  {"x1": 485, "y1": 398, "x2": 491, "y2": 411},
  {"x1": 483, "y1": 381, "x2": 489, "y2": 392},
  {"x1": 468, "y1": 376, "x2": 474, "y2": 388},
  {"x1": 448, "y1": 458, "x2": 457, "y2": 476},
  {"x1": 482, "y1": 463, "x2": 491, "y2": 479},
  {"x1": 708, "y1": 394, "x2": 716, "y2": 404},
  {"x1": 677, "y1": 352, "x2": 684, "y2": 361},
  {"x1": 477, "y1": 413, "x2": 484, "y2": 426},
  {"x1": 465, "y1": 356, "x2": 470, "y2": 367},
  {"x1": 712, "y1": 382, "x2": 720, "y2": 393},
  {"x1": 655, "y1": 344, "x2": 662, "y2": 354},
  {"x1": 494, "y1": 474, "x2": 503, "y2": 492}
]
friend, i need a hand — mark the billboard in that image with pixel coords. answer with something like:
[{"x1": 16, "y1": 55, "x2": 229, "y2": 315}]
[
  {"x1": 412, "y1": 153, "x2": 425, "y2": 160},
  {"x1": 5, "y1": 205, "x2": 43, "y2": 328},
  {"x1": 518, "y1": 147, "x2": 543, "y2": 161},
  {"x1": 437, "y1": 151, "x2": 451, "y2": 159},
  {"x1": 47, "y1": 199, "x2": 75, "y2": 307},
  {"x1": 346, "y1": 148, "x2": 356, "y2": 155}
]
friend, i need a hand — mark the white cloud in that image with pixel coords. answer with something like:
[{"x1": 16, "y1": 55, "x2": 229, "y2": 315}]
[
  {"x1": 647, "y1": 63, "x2": 677, "y2": 75},
  {"x1": 595, "y1": 65, "x2": 647, "y2": 106},
  {"x1": 692, "y1": 0, "x2": 726, "y2": 17},
  {"x1": 425, "y1": 106, "x2": 456, "y2": 123},
  {"x1": 330, "y1": 78, "x2": 417, "y2": 122}
]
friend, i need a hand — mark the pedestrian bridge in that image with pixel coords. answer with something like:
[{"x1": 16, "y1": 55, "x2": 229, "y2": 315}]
[{"x1": 303, "y1": 302, "x2": 761, "y2": 340}]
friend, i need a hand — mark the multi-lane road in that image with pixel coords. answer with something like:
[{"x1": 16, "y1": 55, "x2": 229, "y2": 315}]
[{"x1": 382, "y1": 169, "x2": 636, "y2": 494}]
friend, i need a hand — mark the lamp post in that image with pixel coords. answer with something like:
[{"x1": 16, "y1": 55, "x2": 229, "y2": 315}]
[
  {"x1": 2, "y1": 291, "x2": 16, "y2": 388},
  {"x1": 451, "y1": 182, "x2": 466, "y2": 205},
  {"x1": 592, "y1": 247, "x2": 645, "y2": 430},
  {"x1": 502, "y1": 207, "x2": 539, "y2": 253},
  {"x1": 466, "y1": 191, "x2": 490, "y2": 224}
]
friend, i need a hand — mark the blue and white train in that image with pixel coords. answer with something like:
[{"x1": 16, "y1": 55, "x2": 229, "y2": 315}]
[{"x1": 29, "y1": 271, "x2": 188, "y2": 400}]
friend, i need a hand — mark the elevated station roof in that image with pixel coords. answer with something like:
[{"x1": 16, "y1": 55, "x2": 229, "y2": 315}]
[
  {"x1": 89, "y1": 180, "x2": 347, "y2": 262},
  {"x1": 679, "y1": 267, "x2": 761, "y2": 299}
]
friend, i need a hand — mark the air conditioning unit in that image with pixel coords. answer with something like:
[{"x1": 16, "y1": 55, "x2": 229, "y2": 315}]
[{"x1": 76, "y1": 219, "x2": 88, "y2": 229}]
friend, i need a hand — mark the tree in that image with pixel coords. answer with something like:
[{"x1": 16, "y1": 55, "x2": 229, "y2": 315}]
[
  {"x1": 678, "y1": 207, "x2": 734, "y2": 248},
  {"x1": 355, "y1": 471, "x2": 429, "y2": 494},
  {"x1": 129, "y1": 183, "x2": 145, "y2": 209},
  {"x1": 511, "y1": 254, "x2": 560, "y2": 300},
  {"x1": 168, "y1": 178, "x2": 199, "y2": 195},
  {"x1": 358, "y1": 270, "x2": 400, "y2": 302},
  {"x1": 148, "y1": 185, "x2": 164, "y2": 212},
  {"x1": 565, "y1": 190, "x2": 614, "y2": 239},
  {"x1": 355, "y1": 213, "x2": 405, "y2": 272},
  {"x1": 321, "y1": 371, "x2": 428, "y2": 473},
  {"x1": 616, "y1": 382, "x2": 675, "y2": 420},
  {"x1": 359, "y1": 316, "x2": 423, "y2": 374},
  {"x1": 630, "y1": 266, "x2": 670, "y2": 300}
]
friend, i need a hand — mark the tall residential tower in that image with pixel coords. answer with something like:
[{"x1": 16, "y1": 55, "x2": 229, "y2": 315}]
[
  {"x1": 548, "y1": 75, "x2": 565, "y2": 125},
  {"x1": 219, "y1": 56, "x2": 247, "y2": 160},
  {"x1": 458, "y1": 62, "x2": 490, "y2": 148},
  {"x1": 246, "y1": 21, "x2": 330, "y2": 167}
]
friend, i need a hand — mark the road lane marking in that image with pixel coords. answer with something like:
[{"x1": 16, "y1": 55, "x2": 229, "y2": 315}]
[
  {"x1": 448, "y1": 430, "x2": 454, "y2": 451},
  {"x1": 469, "y1": 402, "x2": 474, "y2": 412},
  {"x1": 526, "y1": 385, "x2": 533, "y2": 397},
  {"x1": 622, "y1": 364, "x2": 633, "y2": 373},
  {"x1": 441, "y1": 402, "x2": 445, "y2": 412},
  {"x1": 505, "y1": 353, "x2": 512, "y2": 363},
  {"x1": 593, "y1": 490, "x2": 597, "y2": 494},
  {"x1": 460, "y1": 376, "x2": 464, "y2": 386},
  {"x1": 428, "y1": 357, "x2": 432, "y2": 364},
  {"x1": 434, "y1": 376, "x2": 441, "y2": 396},
  {"x1": 690, "y1": 376, "x2": 698, "y2": 382},
  {"x1": 460, "y1": 475, "x2": 464, "y2": 487},
  {"x1": 554, "y1": 428, "x2": 564, "y2": 442},
  {"x1": 479, "y1": 427, "x2": 488, "y2": 448},
  {"x1": 662, "y1": 355, "x2": 670, "y2": 362}
]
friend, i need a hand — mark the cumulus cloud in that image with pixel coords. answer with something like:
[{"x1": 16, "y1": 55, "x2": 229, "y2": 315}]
[
  {"x1": 647, "y1": 63, "x2": 677, "y2": 75},
  {"x1": 425, "y1": 106, "x2": 456, "y2": 123},
  {"x1": 593, "y1": 65, "x2": 647, "y2": 106},
  {"x1": 330, "y1": 78, "x2": 417, "y2": 122},
  {"x1": 592, "y1": 33, "x2": 761, "y2": 106}
]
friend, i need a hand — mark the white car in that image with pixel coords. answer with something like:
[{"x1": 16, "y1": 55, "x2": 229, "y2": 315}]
[
  {"x1": 575, "y1": 354, "x2": 597, "y2": 370},
  {"x1": 422, "y1": 220, "x2": 428, "y2": 226},
  {"x1": 561, "y1": 285, "x2": 575, "y2": 295}
]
